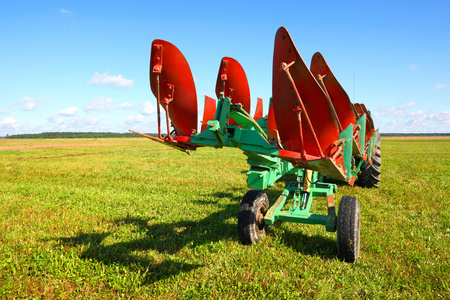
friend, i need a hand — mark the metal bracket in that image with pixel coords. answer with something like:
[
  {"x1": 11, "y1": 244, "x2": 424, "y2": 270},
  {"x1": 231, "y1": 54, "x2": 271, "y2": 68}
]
[{"x1": 152, "y1": 44, "x2": 163, "y2": 73}]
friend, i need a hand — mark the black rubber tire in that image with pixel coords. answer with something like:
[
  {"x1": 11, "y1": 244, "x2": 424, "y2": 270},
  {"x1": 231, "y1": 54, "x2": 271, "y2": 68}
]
[
  {"x1": 336, "y1": 196, "x2": 361, "y2": 263},
  {"x1": 356, "y1": 148, "x2": 381, "y2": 188},
  {"x1": 238, "y1": 190, "x2": 269, "y2": 245}
]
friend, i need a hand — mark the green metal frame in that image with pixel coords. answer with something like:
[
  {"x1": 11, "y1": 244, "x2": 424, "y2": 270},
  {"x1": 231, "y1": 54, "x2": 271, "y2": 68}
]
[
  {"x1": 264, "y1": 170, "x2": 337, "y2": 232},
  {"x1": 189, "y1": 95, "x2": 377, "y2": 231}
]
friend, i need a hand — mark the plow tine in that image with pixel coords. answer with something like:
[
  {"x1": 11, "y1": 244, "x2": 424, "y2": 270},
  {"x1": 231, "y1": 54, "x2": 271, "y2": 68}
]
[
  {"x1": 253, "y1": 97, "x2": 264, "y2": 121},
  {"x1": 150, "y1": 39, "x2": 198, "y2": 137},
  {"x1": 215, "y1": 57, "x2": 251, "y2": 114},
  {"x1": 272, "y1": 27, "x2": 340, "y2": 158},
  {"x1": 201, "y1": 96, "x2": 216, "y2": 132},
  {"x1": 129, "y1": 130, "x2": 195, "y2": 153}
]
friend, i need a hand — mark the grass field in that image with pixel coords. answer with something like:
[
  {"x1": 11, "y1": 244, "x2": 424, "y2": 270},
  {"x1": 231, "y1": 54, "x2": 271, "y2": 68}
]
[{"x1": 1, "y1": 137, "x2": 449, "y2": 299}]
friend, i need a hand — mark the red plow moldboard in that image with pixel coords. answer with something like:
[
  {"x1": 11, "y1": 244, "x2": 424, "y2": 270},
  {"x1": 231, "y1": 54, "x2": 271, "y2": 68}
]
[{"x1": 132, "y1": 27, "x2": 380, "y2": 182}]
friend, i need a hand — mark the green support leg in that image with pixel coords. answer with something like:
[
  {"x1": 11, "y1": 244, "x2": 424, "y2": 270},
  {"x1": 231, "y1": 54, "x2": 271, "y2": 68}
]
[{"x1": 264, "y1": 170, "x2": 337, "y2": 232}]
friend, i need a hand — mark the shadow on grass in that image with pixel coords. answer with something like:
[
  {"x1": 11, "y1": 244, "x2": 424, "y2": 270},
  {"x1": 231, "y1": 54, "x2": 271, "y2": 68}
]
[
  {"x1": 58, "y1": 229, "x2": 203, "y2": 284},
  {"x1": 264, "y1": 186, "x2": 338, "y2": 261},
  {"x1": 274, "y1": 226, "x2": 338, "y2": 259},
  {"x1": 57, "y1": 190, "x2": 338, "y2": 284},
  {"x1": 57, "y1": 191, "x2": 241, "y2": 284}
]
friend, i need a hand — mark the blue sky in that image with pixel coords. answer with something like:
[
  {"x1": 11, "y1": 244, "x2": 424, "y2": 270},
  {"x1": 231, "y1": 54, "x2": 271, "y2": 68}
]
[{"x1": 1, "y1": 1, "x2": 449, "y2": 135}]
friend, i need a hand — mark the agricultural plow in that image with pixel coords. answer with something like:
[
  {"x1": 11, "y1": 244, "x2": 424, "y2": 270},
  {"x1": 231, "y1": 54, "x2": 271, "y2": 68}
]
[{"x1": 132, "y1": 27, "x2": 381, "y2": 262}]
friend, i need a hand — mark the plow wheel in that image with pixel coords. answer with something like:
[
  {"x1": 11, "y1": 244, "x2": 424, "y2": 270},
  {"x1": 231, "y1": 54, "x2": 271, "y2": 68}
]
[
  {"x1": 356, "y1": 147, "x2": 381, "y2": 188},
  {"x1": 336, "y1": 196, "x2": 361, "y2": 263},
  {"x1": 238, "y1": 190, "x2": 269, "y2": 245}
]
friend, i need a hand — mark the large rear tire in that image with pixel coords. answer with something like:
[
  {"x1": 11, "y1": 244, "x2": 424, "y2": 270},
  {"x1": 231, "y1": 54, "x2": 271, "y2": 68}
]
[
  {"x1": 238, "y1": 190, "x2": 269, "y2": 245},
  {"x1": 356, "y1": 147, "x2": 381, "y2": 188}
]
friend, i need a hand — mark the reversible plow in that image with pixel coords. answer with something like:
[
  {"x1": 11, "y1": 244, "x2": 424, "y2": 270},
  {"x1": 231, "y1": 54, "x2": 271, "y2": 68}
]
[{"x1": 132, "y1": 27, "x2": 381, "y2": 262}]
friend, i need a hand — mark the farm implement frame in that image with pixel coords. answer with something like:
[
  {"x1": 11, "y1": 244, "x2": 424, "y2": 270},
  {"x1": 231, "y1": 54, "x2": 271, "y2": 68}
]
[{"x1": 132, "y1": 27, "x2": 381, "y2": 262}]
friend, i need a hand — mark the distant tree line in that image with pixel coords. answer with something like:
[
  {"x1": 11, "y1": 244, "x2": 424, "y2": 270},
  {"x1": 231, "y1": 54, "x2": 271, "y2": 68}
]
[
  {"x1": 380, "y1": 133, "x2": 450, "y2": 136},
  {"x1": 5, "y1": 132, "x2": 158, "y2": 139}
]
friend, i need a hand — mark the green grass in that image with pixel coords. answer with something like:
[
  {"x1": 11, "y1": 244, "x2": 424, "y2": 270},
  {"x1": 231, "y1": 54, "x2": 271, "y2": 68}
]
[{"x1": 0, "y1": 137, "x2": 449, "y2": 299}]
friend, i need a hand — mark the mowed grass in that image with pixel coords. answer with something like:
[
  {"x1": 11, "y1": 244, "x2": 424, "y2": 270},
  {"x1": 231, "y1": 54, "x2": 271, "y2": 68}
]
[{"x1": 0, "y1": 137, "x2": 449, "y2": 299}]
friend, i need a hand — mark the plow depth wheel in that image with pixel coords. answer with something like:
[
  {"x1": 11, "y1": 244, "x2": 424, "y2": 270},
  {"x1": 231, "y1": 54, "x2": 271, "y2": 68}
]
[
  {"x1": 238, "y1": 190, "x2": 269, "y2": 245},
  {"x1": 336, "y1": 196, "x2": 361, "y2": 263}
]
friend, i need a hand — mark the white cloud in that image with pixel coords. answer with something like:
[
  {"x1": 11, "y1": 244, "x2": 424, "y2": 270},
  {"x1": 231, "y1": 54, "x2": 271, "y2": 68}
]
[
  {"x1": 48, "y1": 114, "x2": 64, "y2": 125},
  {"x1": 408, "y1": 110, "x2": 425, "y2": 117},
  {"x1": 87, "y1": 72, "x2": 133, "y2": 88},
  {"x1": 120, "y1": 114, "x2": 156, "y2": 132},
  {"x1": 124, "y1": 115, "x2": 145, "y2": 124},
  {"x1": 44, "y1": 115, "x2": 101, "y2": 132},
  {"x1": 57, "y1": 9, "x2": 72, "y2": 15},
  {"x1": 0, "y1": 117, "x2": 19, "y2": 128},
  {"x1": 84, "y1": 97, "x2": 114, "y2": 111},
  {"x1": 16, "y1": 97, "x2": 44, "y2": 111},
  {"x1": 374, "y1": 106, "x2": 450, "y2": 133},
  {"x1": 383, "y1": 101, "x2": 417, "y2": 117},
  {"x1": 434, "y1": 82, "x2": 450, "y2": 90},
  {"x1": 17, "y1": 97, "x2": 36, "y2": 102},
  {"x1": 428, "y1": 111, "x2": 450, "y2": 124},
  {"x1": 58, "y1": 106, "x2": 78, "y2": 116},
  {"x1": 116, "y1": 102, "x2": 134, "y2": 110},
  {"x1": 400, "y1": 101, "x2": 417, "y2": 109},
  {"x1": 72, "y1": 116, "x2": 100, "y2": 127},
  {"x1": 409, "y1": 63, "x2": 417, "y2": 71},
  {"x1": 142, "y1": 101, "x2": 157, "y2": 115},
  {"x1": 86, "y1": 117, "x2": 99, "y2": 125},
  {"x1": 23, "y1": 102, "x2": 37, "y2": 111}
]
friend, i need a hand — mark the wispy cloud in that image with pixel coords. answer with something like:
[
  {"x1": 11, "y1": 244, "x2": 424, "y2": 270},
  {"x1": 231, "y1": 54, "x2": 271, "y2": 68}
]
[
  {"x1": 84, "y1": 97, "x2": 115, "y2": 111},
  {"x1": 46, "y1": 115, "x2": 101, "y2": 132},
  {"x1": 409, "y1": 63, "x2": 417, "y2": 71},
  {"x1": 381, "y1": 101, "x2": 417, "y2": 117},
  {"x1": 48, "y1": 114, "x2": 64, "y2": 125},
  {"x1": 404, "y1": 109, "x2": 450, "y2": 125},
  {"x1": 23, "y1": 102, "x2": 37, "y2": 111},
  {"x1": 58, "y1": 106, "x2": 78, "y2": 116},
  {"x1": 141, "y1": 101, "x2": 157, "y2": 115},
  {"x1": 374, "y1": 106, "x2": 450, "y2": 133},
  {"x1": 124, "y1": 115, "x2": 145, "y2": 124},
  {"x1": 57, "y1": 9, "x2": 72, "y2": 15},
  {"x1": 17, "y1": 97, "x2": 45, "y2": 111},
  {"x1": 434, "y1": 82, "x2": 450, "y2": 90},
  {"x1": 428, "y1": 110, "x2": 450, "y2": 124},
  {"x1": 408, "y1": 110, "x2": 425, "y2": 117},
  {"x1": 399, "y1": 101, "x2": 417, "y2": 109},
  {"x1": 116, "y1": 102, "x2": 134, "y2": 110},
  {"x1": 87, "y1": 72, "x2": 133, "y2": 89}
]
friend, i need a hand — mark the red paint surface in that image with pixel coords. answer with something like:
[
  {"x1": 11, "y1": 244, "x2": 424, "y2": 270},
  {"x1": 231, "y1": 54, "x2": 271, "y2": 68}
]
[
  {"x1": 272, "y1": 27, "x2": 340, "y2": 157},
  {"x1": 254, "y1": 97, "x2": 263, "y2": 121},
  {"x1": 201, "y1": 96, "x2": 216, "y2": 132},
  {"x1": 150, "y1": 40, "x2": 198, "y2": 136},
  {"x1": 215, "y1": 57, "x2": 251, "y2": 113},
  {"x1": 310, "y1": 52, "x2": 358, "y2": 131}
]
